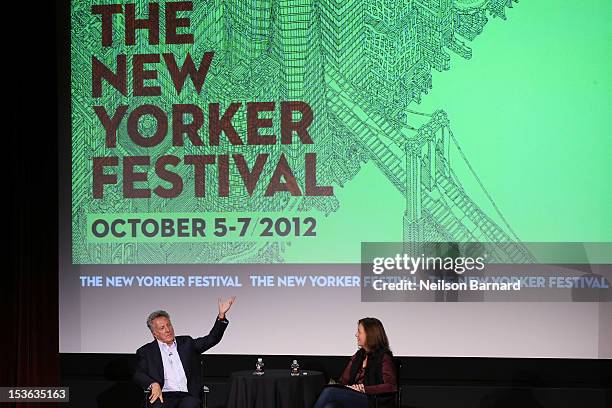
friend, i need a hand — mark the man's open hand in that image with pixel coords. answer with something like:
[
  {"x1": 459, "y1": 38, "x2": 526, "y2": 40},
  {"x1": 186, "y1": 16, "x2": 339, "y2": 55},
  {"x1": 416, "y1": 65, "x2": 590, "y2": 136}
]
[
  {"x1": 149, "y1": 382, "x2": 163, "y2": 404},
  {"x1": 218, "y1": 296, "x2": 236, "y2": 319}
]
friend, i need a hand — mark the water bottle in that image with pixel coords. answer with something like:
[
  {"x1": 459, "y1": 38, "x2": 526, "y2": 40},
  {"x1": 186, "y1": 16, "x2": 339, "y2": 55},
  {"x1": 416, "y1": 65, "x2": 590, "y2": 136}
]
[
  {"x1": 290, "y1": 359, "x2": 300, "y2": 376},
  {"x1": 253, "y1": 358, "x2": 265, "y2": 375}
]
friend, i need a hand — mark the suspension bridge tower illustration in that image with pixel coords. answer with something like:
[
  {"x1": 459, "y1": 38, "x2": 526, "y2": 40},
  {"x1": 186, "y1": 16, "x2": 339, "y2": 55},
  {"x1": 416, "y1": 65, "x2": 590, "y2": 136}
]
[{"x1": 284, "y1": 0, "x2": 532, "y2": 262}]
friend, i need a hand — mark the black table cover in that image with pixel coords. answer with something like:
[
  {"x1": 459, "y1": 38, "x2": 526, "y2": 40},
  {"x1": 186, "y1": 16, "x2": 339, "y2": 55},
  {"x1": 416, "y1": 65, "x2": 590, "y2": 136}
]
[{"x1": 226, "y1": 369, "x2": 325, "y2": 408}]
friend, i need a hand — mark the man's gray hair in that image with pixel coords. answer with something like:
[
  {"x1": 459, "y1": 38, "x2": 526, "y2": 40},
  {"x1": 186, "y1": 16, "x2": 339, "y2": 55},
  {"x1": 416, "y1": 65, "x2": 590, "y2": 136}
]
[{"x1": 146, "y1": 310, "x2": 170, "y2": 332}]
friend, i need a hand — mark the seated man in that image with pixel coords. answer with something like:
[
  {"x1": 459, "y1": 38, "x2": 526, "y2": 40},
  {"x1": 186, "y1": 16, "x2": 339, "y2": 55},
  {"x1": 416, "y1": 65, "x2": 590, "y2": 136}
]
[{"x1": 134, "y1": 297, "x2": 235, "y2": 407}]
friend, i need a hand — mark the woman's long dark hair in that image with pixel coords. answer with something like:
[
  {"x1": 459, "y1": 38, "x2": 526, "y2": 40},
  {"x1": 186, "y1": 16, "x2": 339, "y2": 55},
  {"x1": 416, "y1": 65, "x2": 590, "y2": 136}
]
[{"x1": 359, "y1": 317, "x2": 392, "y2": 355}]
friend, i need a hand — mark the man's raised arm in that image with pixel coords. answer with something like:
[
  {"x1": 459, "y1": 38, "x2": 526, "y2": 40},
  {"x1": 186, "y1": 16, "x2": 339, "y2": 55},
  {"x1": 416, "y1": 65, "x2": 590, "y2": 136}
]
[{"x1": 194, "y1": 296, "x2": 235, "y2": 353}]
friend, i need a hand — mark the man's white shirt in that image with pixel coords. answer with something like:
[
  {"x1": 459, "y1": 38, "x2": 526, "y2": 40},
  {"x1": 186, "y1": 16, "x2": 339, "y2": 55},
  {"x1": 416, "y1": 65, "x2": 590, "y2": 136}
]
[{"x1": 156, "y1": 339, "x2": 188, "y2": 392}]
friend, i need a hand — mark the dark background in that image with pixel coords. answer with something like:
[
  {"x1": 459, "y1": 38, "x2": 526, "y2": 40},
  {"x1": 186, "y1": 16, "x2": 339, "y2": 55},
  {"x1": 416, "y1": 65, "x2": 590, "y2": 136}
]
[
  {"x1": 3, "y1": 1, "x2": 610, "y2": 407},
  {"x1": 61, "y1": 353, "x2": 611, "y2": 408}
]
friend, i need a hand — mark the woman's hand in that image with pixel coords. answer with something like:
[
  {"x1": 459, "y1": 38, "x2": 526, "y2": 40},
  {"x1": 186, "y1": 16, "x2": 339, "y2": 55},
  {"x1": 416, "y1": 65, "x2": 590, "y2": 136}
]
[{"x1": 346, "y1": 384, "x2": 365, "y2": 393}]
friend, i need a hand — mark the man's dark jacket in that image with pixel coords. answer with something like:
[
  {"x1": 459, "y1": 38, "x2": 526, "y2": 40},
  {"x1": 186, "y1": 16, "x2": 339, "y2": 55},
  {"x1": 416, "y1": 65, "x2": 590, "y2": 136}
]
[{"x1": 134, "y1": 317, "x2": 228, "y2": 399}]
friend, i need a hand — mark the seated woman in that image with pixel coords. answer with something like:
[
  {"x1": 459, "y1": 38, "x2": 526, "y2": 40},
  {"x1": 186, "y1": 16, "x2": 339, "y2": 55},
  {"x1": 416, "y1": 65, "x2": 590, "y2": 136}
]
[{"x1": 314, "y1": 317, "x2": 397, "y2": 408}]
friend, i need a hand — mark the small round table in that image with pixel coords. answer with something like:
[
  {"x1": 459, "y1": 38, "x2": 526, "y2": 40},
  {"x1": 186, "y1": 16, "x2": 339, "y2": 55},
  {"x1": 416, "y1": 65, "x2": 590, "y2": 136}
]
[{"x1": 226, "y1": 369, "x2": 325, "y2": 408}]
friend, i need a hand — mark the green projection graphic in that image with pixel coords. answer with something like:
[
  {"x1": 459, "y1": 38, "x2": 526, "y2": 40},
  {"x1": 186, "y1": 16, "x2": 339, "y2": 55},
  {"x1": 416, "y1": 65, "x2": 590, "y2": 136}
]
[{"x1": 71, "y1": 0, "x2": 612, "y2": 264}]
